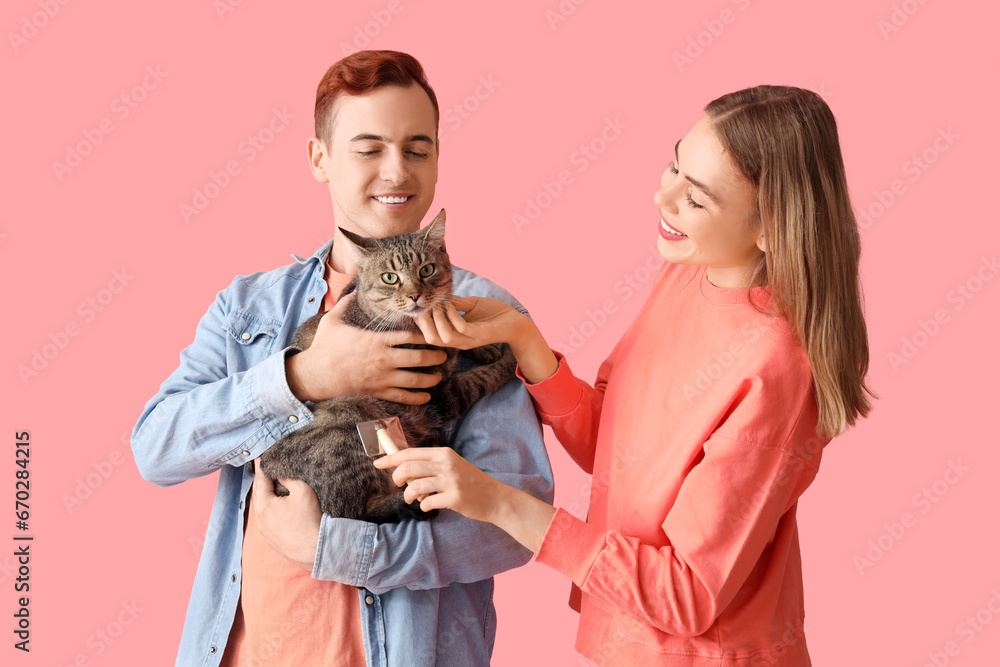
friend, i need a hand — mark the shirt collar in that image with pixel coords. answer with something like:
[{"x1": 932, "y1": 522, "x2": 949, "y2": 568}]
[{"x1": 291, "y1": 238, "x2": 334, "y2": 266}]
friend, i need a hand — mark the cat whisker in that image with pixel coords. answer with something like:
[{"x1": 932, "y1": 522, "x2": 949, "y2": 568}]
[
  {"x1": 359, "y1": 308, "x2": 413, "y2": 365},
  {"x1": 361, "y1": 311, "x2": 396, "y2": 363}
]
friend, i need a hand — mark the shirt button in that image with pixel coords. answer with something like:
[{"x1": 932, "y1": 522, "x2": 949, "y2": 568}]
[
  {"x1": 238, "y1": 501, "x2": 243, "y2": 509},
  {"x1": 242, "y1": 450, "x2": 250, "y2": 456},
  {"x1": 365, "y1": 595, "x2": 374, "y2": 605},
  {"x1": 288, "y1": 415, "x2": 298, "y2": 423},
  {"x1": 241, "y1": 332, "x2": 251, "y2": 340},
  {"x1": 308, "y1": 297, "x2": 315, "y2": 303},
  {"x1": 209, "y1": 645, "x2": 217, "y2": 654},
  {"x1": 231, "y1": 574, "x2": 237, "y2": 583}
]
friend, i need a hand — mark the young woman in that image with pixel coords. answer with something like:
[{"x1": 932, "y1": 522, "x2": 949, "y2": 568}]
[{"x1": 374, "y1": 85, "x2": 875, "y2": 666}]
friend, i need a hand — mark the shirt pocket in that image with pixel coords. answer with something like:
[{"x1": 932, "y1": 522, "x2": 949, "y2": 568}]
[{"x1": 223, "y1": 309, "x2": 282, "y2": 366}]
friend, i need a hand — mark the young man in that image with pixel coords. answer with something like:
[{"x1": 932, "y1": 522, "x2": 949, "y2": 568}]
[{"x1": 131, "y1": 50, "x2": 553, "y2": 666}]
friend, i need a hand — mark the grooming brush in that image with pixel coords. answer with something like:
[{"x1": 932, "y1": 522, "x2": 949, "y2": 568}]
[{"x1": 356, "y1": 416, "x2": 429, "y2": 502}]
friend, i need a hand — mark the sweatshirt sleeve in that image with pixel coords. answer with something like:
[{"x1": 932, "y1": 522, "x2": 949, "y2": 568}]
[
  {"x1": 515, "y1": 348, "x2": 620, "y2": 475},
  {"x1": 533, "y1": 406, "x2": 824, "y2": 637}
]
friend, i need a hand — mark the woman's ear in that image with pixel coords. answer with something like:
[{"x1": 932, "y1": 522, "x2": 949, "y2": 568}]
[{"x1": 755, "y1": 232, "x2": 767, "y2": 253}]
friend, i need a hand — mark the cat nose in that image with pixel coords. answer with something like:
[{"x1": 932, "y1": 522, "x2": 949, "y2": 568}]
[{"x1": 407, "y1": 292, "x2": 421, "y2": 303}]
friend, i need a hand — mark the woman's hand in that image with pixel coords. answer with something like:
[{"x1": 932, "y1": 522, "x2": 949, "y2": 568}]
[
  {"x1": 373, "y1": 447, "x2": 558, "y2": 553},
  {"x1": 374, "y1": 447, "x2": 504, "y2": 523},
  {"x1": 416, "y1": 296, "x2": 560, "y2": 384},
  {"x1": 415, "y1": 296, "x2": 529, "y2": 350}
]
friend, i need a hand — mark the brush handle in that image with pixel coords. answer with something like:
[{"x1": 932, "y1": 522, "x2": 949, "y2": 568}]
[
  {"x1": 376, "y1": 427, "x2": 400, "y2": 455},
  {"x1": 376, "y1": 426, "x2": 428, "y2": 502}
]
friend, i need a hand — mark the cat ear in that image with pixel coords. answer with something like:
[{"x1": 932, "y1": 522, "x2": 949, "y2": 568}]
[
  {"x1": 337, "y1": 227, "x2": 376, "y2": 258},
  {"x1": 421, "y1": 209, "x2": 447, "y2": 246}
]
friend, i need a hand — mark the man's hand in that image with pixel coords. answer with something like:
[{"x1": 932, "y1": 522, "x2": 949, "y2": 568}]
[
  {"x1": 285, "y1": 293, "x2": 449, "y2": 405},
  {"x1": 252, "y1": 460, "x2": 322, "y2": 571}
]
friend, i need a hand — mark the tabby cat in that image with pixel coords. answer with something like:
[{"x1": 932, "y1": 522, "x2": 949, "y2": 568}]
[{"x1": 256, "y1": 209, "x2": 517, "y2": 523}]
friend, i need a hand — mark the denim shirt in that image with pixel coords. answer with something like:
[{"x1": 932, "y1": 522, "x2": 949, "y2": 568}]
[{"x1": 130, "y1": 239, "x2": 554, "y2": 666}]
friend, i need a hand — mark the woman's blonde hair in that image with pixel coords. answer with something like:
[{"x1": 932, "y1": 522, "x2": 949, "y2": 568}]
[{"x1": 705, "y1": 85, "x2": 875, "y2": 437}]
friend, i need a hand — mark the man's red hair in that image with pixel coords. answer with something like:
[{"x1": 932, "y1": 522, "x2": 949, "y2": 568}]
[{"x1": 314, "y1": 50, "x2": 439, "y2": 147}]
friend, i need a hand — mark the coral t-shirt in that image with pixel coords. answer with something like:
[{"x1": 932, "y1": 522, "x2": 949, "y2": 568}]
[{"x1": 221, "y1": 257, "x2": 367, "y2": 666}]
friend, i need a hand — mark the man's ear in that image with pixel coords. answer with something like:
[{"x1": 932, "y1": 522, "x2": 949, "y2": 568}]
[{"x1": 307, "y1": 137, "x2": 330, "y2": 184}]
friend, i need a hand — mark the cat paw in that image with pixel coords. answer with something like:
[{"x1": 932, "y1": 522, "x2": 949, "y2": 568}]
[{"x1": 462, "y1": 344, "x2": 504, "y2": 365}]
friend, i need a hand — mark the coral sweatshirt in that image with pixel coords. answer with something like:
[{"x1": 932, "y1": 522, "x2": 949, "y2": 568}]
[{"x1": 522, "y1": 261, "x2": 830, "y2": 666}]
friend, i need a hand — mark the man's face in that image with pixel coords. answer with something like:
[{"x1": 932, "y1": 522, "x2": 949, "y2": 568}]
[{"x1": 311, "y1": 83, "x2": 439, "y2": 240}]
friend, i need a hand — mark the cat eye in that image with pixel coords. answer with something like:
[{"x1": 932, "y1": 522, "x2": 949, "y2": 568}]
[
  {"x1": 419, "y1": 264, "x2": 435, "y2": 278},
  {"x1": 381, "y1": 272, "x2": 399, "y2": 285}
]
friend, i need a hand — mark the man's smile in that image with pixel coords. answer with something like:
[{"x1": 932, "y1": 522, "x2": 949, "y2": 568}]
[{"x1": 374, "y1": 194, "x2": 413, "y2": 205}]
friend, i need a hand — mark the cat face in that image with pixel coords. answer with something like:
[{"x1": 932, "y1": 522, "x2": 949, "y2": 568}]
[{"x1": 339, "y1": 209, "x2": 452, "y2": 323}]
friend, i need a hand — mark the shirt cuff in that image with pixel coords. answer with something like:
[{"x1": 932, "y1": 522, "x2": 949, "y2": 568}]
[
  {"x1": 242, "y1": 346, "x2": 314, "y2": 446},
  {"x1": 532, "y1": 507, "x2": 606, "y2": 589},
  {"x1": 312, "y1": 513, "x2": 376, "y2": 586},
  {"x1": 515, "y1": 351, "x2": 585, "y2": 418}
]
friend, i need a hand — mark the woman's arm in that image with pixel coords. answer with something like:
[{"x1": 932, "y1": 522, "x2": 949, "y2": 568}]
[
  {"x1": 379, "y1": 430, "x2": 822, "y2": 636},
  {"x1": 375, "y1": 446, "x2": 556, "y2": 552},
  {"x1": 418, "y1": 297, "x2": 619, "y2": 472}
]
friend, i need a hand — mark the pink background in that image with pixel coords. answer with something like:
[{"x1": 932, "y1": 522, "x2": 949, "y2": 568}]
[{"x1": 4, "y1": 0, "x2": 998, "y2": 665}]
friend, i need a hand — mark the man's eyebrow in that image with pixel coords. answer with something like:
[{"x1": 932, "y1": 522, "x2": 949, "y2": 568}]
[
  {"x1": 675, "y1": 138, "x2": 722, "y2": 206},
  {"x1": 349, "y1": 133, "x2": 435, "y2": 145}
]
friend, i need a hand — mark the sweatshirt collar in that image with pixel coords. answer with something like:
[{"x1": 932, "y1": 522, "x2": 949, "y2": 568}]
[{"x1": 698, "y1": 265, "x2": 772, "y2": 307}]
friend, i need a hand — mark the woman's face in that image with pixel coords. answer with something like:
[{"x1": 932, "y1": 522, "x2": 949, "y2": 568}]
[{"x1": 653, "y1": 115, "x2": 765, "y2": 289}]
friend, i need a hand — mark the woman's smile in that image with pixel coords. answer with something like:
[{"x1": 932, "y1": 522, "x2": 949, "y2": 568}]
[{"x1": 659, "y1": 217, "x2": 688, "y2": 240}]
